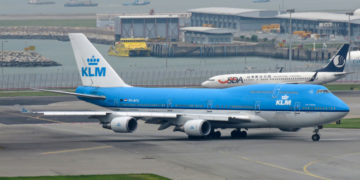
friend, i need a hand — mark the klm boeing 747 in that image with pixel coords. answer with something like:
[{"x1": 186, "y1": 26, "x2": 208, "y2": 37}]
[{"x1": 33, "y1": 33, "x2": 349, "y2": 141}]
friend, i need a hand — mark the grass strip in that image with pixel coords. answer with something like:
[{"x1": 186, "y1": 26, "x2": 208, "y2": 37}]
[
  {"x1": 324, "y1": 118, "x2": 360, "y2": 129},
  {"x1": 325, "y1": 84, "x2": 360, "y2": 91},
  {"x1": 0, "y1": 174, "x2": 170, "y2": 180}
]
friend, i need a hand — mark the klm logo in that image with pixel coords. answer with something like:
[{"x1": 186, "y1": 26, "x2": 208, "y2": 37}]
[
  {"x1": 81, "y1": 56, "x2": 106, "y2": 77},
  {"x1": 276, "y1": 95, "x2": 292, "y2": 106}
]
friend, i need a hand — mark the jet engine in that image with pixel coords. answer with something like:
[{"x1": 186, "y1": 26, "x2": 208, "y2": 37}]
[
  {"x1": 184, "y1": 119, "x2": 211, "y2": 136},
  {"x1": 108, "y1": 116, "x2": 138, "y2": 133},
  {"x1": 279, "y1": 128, "x2": 301, "y2": 132}
]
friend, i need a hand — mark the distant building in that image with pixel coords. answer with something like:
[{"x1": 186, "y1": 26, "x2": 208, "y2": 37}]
[
  {"x1": 188, "y1": 7, "x2": 279, "y2": 36},
  {"x1": 181, "y1": 27, "x2": 234, "y2": 44},
  {"x1": 188, "y1": 7, "x2": 360, "y2": 41},
  {"x1": 112, "y1": 13, "x2": 190, "y2": 41},
  {"x1": 277, "y1": 11, "x2": 360, "y2": 39}
]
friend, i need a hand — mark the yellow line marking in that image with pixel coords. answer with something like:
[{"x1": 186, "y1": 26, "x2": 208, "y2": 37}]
[
  {"x1": 239, "y1": 156, "x2": 329, "y2": 180},
  {"x1": 303, "y1": 160, "x2": 331, "y2": 180},
  {"x1": 41, "y1": 145, "x2": 112, "y2": 155},
  {"x1": 303, "y1": 151, "x2": 360, "y2": 180}
]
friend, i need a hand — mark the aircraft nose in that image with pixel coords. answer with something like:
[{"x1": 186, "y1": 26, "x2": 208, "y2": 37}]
[
  {"x1": 337, "y1": 100, "x2": 350, "y2": 112},
  {"x1": 201, "y1": 81, "x2": 211, "y2": 87},
  {"x1": 333, "y1": 95, "x2": 350, "y2": 112}
]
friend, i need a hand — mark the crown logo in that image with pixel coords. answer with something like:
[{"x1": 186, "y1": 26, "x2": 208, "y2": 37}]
[
  {"x1": 281, "y1": 95, "x2": 289, "y2": 100},
  {"x1": 87, "y1": 56, "x2": 100, "y2": 66}
]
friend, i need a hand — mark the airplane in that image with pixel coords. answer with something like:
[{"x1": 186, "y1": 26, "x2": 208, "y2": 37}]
[
  {"x1": 30, "y1": 33, "x2": 349, "y2": 141},
  {"x1": 201, "y1": 44, "x2": 350, "y2": 88},
  {"x1": 348, "y1": 50, "x2": 360, "y2": 65}
]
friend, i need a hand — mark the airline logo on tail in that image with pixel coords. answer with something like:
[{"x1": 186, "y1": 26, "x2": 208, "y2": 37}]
[
  {"x1": 333, "y1": 55, "x2": 346, "y2": 68},
  {"x1": 81, "y1": 56, "x2": 106, "y2": 77}
]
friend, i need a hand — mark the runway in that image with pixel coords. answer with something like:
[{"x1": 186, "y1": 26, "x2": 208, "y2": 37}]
[{"x1": 0, "y1": 92, "x2": 360, "y2": 180}]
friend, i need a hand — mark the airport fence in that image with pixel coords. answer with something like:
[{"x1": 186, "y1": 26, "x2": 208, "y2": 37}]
[{"x1": 0, "y1": 66, "x2": 359, "y2": 90}]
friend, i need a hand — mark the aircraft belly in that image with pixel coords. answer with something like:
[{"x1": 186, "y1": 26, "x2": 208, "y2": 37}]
[{"x1": 266, "y1": 111, "x2": 321, "y2": 128}]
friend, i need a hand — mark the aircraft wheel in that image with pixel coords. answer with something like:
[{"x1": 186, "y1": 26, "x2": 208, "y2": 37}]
[
  {"x1": 214, "y1": 131, "x2": 221, "y2": 139},
  {"x1": 240, "y1": 131, "x2": 247, "y2": 138},
  {"x1": 231, "y1": 130, "x2": 240, "y2": 138},
  {"x1": 312, "y1": 134, "x2": 320, "y2": 141}
]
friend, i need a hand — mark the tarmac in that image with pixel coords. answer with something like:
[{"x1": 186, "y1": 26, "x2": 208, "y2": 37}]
[{"x1": 0, "y1": 92, "x2": 360, "y2": 180}]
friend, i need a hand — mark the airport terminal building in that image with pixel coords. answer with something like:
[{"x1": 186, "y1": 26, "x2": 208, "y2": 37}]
[
  {"x1": 189, "y1": 7, "x2": 279, "y2": 35},
  {"x1": 188, "y1": 7, "x2": 360, "y2": 41},
  {"x1": 181, "y1": 27, "x2": 234, "y2": 44},
  {"x1": 113, "y1": 14, "x2": 190, "y2": 41},
  {"x1": 277, "y1": 11, "x2": 360, "y2": 39}
]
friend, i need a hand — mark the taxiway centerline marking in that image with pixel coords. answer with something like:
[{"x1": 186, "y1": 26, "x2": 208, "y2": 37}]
[
  {"x1": 303, "y1": 151, "x2": 360, "y2": 180},
  {"x1": 41, "y1": 145, "x2": 112, "y2": 155},
  {"x1": 239, "y1": 156, "x2": 330, "y2": 180}
]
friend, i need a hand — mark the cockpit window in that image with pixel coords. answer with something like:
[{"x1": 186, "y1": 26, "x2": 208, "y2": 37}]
[{"x1": 316, "y1": 89, "x2": 330, "y2": 94}]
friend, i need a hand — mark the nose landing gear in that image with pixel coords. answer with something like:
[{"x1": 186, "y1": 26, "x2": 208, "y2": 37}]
[{"x1": 311, "y1": 126, "x2": 322, "y2": 141}]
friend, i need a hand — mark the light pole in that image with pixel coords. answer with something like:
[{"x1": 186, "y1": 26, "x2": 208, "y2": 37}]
[
  {"x1": 1, "y1": 40, "x2": 8, "y2": 73},
  {"x1": 346, "y1": 12, "x2": 353, "y2": 60},
  {"x1": 287, "y1": 9, "x2": 295, "y2": 71}
]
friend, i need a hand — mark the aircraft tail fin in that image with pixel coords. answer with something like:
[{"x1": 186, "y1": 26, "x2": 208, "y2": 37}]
[
  {"x1": 69, "y1": 33, "x2": 131, "y2": 87},
  {"x1": 317, "y1": 44, "x2": 349, "y2": 72}
]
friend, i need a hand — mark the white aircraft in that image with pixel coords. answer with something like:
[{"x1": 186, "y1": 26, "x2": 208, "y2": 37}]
[
  {"x1": 202, "y1": 44, "x2": 351, "y2": 88},
  {"x1": 348, "y1": 50, "x2": 360, "y2": 65},
  {"x1": 28, "y1": 34, "x2": 349, "y2": 141}
]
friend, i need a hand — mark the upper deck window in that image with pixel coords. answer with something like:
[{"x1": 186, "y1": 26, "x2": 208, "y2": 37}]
[{"x1": 317, "y1": 89, "x2": 330, "y2": 94}]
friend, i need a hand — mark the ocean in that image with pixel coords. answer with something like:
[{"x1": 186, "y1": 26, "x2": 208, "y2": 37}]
[{"x1": 0, "y1": 0, "x2": 358, "y2": 15}]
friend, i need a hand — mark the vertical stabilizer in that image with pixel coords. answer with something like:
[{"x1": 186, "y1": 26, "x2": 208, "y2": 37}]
[
  {"x1": 69, "y1": 33, "x2": 130, "y2": 87},
  {"x1": 317, "y1": 44, "x2": 349, "y2": 72}
]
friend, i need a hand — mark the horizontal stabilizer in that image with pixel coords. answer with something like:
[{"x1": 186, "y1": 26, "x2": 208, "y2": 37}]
[
  {"x1": 32, "y1": 88, "x2": 106, "y2": 100},
  {"x1": 334, "y1": 72, "x2": 354, "y2": 77}
]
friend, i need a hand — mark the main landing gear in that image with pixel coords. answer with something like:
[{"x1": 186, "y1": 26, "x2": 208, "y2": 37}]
[
  {"x1": 231, "y1": 128, "x2": 247, "y2": 138},
  {"x1": 311, "y1": 126, "x2": 322, "y2": 141},
  {"x1": 188, "y1": 129, "x2": 221, "y2": 140},
  {"x1": 208, "y1": 129, "x2": 221, "y2": 139}
]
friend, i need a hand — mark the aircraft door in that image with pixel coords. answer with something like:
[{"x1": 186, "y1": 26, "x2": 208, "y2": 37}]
[
  {"x1": 255, "y1": 101, "x2": 261, "y2": 113},
  {"x1": 207, "y1": 100, "x2": 213, "y2": 112},
  {"x1": 294, "y1": 102, "x2": 301, "y2": 114},
  {"x1": 167, "y1": 99, "x2": 172, "y2": 111},
  {"x1": 114, "y1": 97, "x2": 120, "y2": 107},
  {"x1": 272, "y1": 85, "x2": 281, "y2": 98}
]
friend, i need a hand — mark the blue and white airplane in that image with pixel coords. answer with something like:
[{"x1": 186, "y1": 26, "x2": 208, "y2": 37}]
[
  {"x1": 34, "y1": 33, "x2": 349, "y2": 141},
  {"x1": 202, "y1": 44, "x2": 351, "y2": 88}
]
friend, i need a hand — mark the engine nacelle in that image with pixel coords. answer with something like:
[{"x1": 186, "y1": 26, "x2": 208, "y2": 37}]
[
  {"x1": 279, "y1": 128, "x2": 301, "y2": 132},
  {"x1": 184, "y1": 119, "x2": 211, "y2": 136},
  {"x1": 110, "y1": 116, "x2": 137, "y2": 133}
]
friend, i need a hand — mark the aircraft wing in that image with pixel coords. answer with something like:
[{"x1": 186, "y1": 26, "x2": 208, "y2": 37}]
[
  {"x1": 33, "y1": 111, "x2": 178, "y2": 119},
  {"x1": 30, "y1": 110, "x2": 260, "y2": 123}
]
